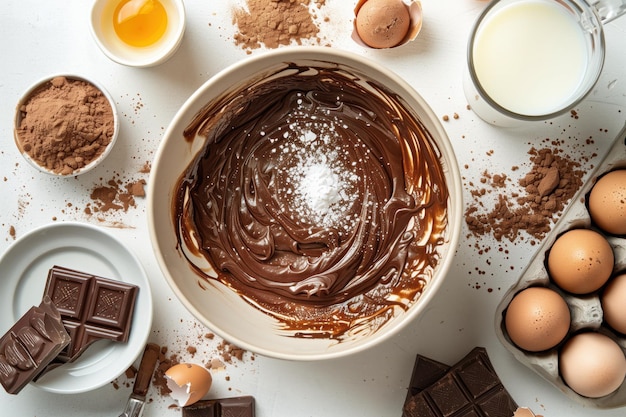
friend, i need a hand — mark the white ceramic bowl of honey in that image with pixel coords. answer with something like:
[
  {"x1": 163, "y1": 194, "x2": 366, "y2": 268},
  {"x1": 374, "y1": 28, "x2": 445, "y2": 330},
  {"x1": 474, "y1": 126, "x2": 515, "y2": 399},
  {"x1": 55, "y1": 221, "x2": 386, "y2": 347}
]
[{"x1": 90, "y1": 0, "x2": 186, "y2": 67}]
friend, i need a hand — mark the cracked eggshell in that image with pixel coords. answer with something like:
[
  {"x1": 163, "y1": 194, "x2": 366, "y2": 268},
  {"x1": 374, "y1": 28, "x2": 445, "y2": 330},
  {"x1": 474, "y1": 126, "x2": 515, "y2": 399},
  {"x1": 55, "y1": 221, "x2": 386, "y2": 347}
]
[
  {"x1": 352, "y1": 0, "x2": 423, "y2": 49},
  {"x1": 165, "y1": 363, "x2": 212, "y2": 407}
]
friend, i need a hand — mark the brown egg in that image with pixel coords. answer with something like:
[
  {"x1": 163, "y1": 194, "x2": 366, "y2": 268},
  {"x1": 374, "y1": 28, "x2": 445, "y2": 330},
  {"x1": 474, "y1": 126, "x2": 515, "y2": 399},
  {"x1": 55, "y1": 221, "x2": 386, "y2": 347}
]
[
  {"x1": 588, "y1": 169, "x2": 626, "y2": 235},
  {"x1": 602, "y1": 273, "x2": 626, "y2": 334},
  {"x1": 165, "y1": 363, "x2": 213, "y2": 406},
  {"x1": 355, "y1": 0, "x2": 411, "y2": 49},
  {"x1": 560, "y1": 332, "x2": 626, "y2": 398},
  {"x1": 505, "y1": 286, "x2": 570, "y2": 352},
  {"x1": 547, "y1": 229, "x2": 614, "y2": 294}
]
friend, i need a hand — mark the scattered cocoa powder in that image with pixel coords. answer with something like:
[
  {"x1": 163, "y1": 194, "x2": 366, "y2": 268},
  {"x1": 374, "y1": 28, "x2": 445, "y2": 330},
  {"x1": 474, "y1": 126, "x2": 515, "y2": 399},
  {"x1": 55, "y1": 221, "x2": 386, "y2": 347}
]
[
  {"x1": 139, "y1": 161, "x2": 151, "y2": 174},
  {"x1": 125, "y1": 365, "x2": 137, "y2": 379},
  {"x1": 232, "y1": 0, "x2": 326, "y2": 52},
  {"x1": 113, "y1": 320, "x2": 255, "y2": 402},
  {"x1": 153, "y1": 346, "x2": 180, "y2": 397},
  {"x1": 86, "y1": 177, "x2": 146, "y2": 215},
  {"x1": 217, "y1": 340, "x2": 246, "y2": 363},
  {"x1": 208, "y1": 358, "x2": 226, "y2": 371},
  {"x1": 15, "y1": 76, "x2": 115, "y2": 175},
  {"x1": 112, "y1": 355, "x2": 147, "y2": 391},
  {"x1": 128, "y1": 179, "x2": 147, "y2": 197},
  {"x1": 149, "y1": 333, "x2": 250, "y2": 400},
  {"x1": 464, "y1": 147, "x2": 584, "y2": 243},
  {"x1": 537, "y1": 166, "x2": 560, "y2": 197},
  {"x1": 113, "y1": 344, "x2": 180, "y2": 399}
]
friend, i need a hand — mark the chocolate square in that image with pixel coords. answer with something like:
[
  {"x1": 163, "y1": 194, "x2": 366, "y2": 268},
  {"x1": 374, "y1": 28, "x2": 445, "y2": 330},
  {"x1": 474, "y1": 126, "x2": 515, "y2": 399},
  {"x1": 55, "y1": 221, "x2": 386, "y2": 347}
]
[
  {"x1": 88, "y1": 279, "x2": 137, "y2": 329},
  {"x1": 43, "y1": 265, "x2": 138, "y2": 362},
  {"x1": 46, "y1": 271, "x2": 90, "y2": 319},
  {"x1": 0, "y1": 297, "x2": 70, "y2": 394},
  {"x1": 457, "y1": 354, "x2": 500, "y2": 399},
  {"x1": 427, "y1": 376, "x2": 469, "y2": 415},
  {"x1": 406, "y1": 354, "x2": 451, "y2": 399},
  {"x1": 182, "y1": 396, "x2": 255, "y2": 417},
  {"x1": 402, "y1": 347, "x2": 518, "y2": 417},
  {"x1": 404, "y1": 395, "x2": 438, "y2": 417},
  {"x1": 183, "y1": 401, "x2": 218, "y2": 417}
]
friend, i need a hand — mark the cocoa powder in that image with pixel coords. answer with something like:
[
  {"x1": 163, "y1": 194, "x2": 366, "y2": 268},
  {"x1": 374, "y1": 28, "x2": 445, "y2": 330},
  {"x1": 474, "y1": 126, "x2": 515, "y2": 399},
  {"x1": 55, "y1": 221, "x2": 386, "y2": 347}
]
[
  {"x1": 85, "y1": 177, "x2": 146, "y2": 215},
  {"x1": 232, "y1": 0, "x2": 327, "y2": 52},
  {"x1": 465, "y1": 147, "x2": 584, "y2": 243},
  {"x1": 16, "y1": 76, "x2": 114, "y2": 175}
]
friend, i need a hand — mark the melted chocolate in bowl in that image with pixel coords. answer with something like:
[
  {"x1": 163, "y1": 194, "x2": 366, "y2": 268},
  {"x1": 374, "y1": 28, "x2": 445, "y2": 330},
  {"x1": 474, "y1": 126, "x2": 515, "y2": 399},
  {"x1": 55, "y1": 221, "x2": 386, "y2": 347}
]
[{"x1": 173, "y1": 61, "x2": 450, "y2": 340}]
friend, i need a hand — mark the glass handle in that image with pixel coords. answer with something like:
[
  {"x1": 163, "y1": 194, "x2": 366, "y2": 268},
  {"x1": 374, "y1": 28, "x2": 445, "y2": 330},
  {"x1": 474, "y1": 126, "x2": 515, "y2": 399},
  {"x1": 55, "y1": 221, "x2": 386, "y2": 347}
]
[{"x1": 588, "y1": 0, "x2": 626, "y2": 23}]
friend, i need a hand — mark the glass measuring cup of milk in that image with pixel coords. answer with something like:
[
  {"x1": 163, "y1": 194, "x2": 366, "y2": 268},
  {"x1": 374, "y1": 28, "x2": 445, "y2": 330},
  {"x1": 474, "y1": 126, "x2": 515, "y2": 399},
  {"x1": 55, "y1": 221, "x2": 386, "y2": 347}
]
[{"x1": 464, "y1": 0, "x2": 626, "y2": 126}]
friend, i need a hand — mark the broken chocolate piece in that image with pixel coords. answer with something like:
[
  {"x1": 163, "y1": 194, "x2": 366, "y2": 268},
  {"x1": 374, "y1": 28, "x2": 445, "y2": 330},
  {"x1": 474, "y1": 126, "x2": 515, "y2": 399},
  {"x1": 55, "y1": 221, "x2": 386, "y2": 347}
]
[
  {"x1": 403, "y1": 347, "x2": 518, "y2": 417},
  {"x1": 0, "y1": 296, "x2": 70, "y2": 394},
  {"x1": 43, "y1": 265, "x2": 138, "y2": 362},
  {"x1": 182, "y1": 396, "x2": 255, "y2": 417},
  {"x1": 405, "y1": 353, "x2": 451, "y2": 403}
]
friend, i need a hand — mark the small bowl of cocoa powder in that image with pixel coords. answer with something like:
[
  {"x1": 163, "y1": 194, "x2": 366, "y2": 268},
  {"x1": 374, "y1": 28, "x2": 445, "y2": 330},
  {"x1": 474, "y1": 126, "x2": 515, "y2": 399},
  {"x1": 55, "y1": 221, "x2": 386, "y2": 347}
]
[{"x1": 14, "y1": 75, "x2": 119, "y2": 176}]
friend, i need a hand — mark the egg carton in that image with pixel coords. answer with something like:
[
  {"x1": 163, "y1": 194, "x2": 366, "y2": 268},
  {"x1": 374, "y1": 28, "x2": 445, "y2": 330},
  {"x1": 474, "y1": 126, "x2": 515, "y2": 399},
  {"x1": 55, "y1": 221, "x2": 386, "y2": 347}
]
[{"x1": 495, "y1": 122, "x2": 626, "y2": 409}]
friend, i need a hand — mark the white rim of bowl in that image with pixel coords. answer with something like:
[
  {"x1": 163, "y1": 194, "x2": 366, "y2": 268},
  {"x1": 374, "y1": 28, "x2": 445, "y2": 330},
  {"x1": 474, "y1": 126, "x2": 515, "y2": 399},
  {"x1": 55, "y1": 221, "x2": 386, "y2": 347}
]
[
  {"x1": 89, "y1": 0, "x2": 186, "y2": 68},
  {"x1": 148, "y1": 46, "x2": 463, "y2": 361},
  {"x1": 13, "y1": 74, "x2": 119, "y2": 177}
]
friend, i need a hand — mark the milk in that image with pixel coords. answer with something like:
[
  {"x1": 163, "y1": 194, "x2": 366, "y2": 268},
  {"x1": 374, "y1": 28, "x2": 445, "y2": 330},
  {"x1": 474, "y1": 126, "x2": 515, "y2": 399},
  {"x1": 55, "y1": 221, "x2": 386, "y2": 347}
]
[{"x1": 472, "y1": 0, "x2": 589, "y2": 116}]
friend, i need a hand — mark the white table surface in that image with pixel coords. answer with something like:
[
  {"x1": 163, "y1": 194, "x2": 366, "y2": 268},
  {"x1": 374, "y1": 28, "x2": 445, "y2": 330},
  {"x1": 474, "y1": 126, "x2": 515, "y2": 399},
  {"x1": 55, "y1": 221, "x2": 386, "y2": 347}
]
[{"x1": 2, "y1": 1, "x2": 626, "y2": 416}]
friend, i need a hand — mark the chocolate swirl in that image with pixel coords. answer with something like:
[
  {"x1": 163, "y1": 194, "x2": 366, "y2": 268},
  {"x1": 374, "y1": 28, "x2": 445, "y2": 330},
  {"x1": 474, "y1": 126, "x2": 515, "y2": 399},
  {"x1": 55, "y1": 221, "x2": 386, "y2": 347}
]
[{"x1": 174, "y1": 63, "x2": 449, "y2": 337}]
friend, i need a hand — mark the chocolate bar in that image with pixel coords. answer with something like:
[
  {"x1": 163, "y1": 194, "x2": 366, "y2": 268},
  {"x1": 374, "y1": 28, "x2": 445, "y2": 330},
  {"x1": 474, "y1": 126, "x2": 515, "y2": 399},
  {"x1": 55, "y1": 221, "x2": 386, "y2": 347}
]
[
  {"x1": 403, "y1": 347, "x2": 518, "y2": 417},
  {"x1": 182, "y1": 396, "x2": 255, "y2": 417},
  {"x1": 0, "y1": 296, "x2": 70, "y2": 394},
  {"x1": 43, "y1": 265, "x2": 138, "y2": 362},
  {"x1": 405, "y1": 353, "x2": 451, "y2": 402}
]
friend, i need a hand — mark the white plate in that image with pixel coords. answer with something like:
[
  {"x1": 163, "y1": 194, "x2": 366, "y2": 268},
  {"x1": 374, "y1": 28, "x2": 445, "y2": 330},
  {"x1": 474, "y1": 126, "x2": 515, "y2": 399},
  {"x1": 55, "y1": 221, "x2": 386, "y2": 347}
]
[{"x1": 0, "y1": 222, "x2": 153, "y2": 394}]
